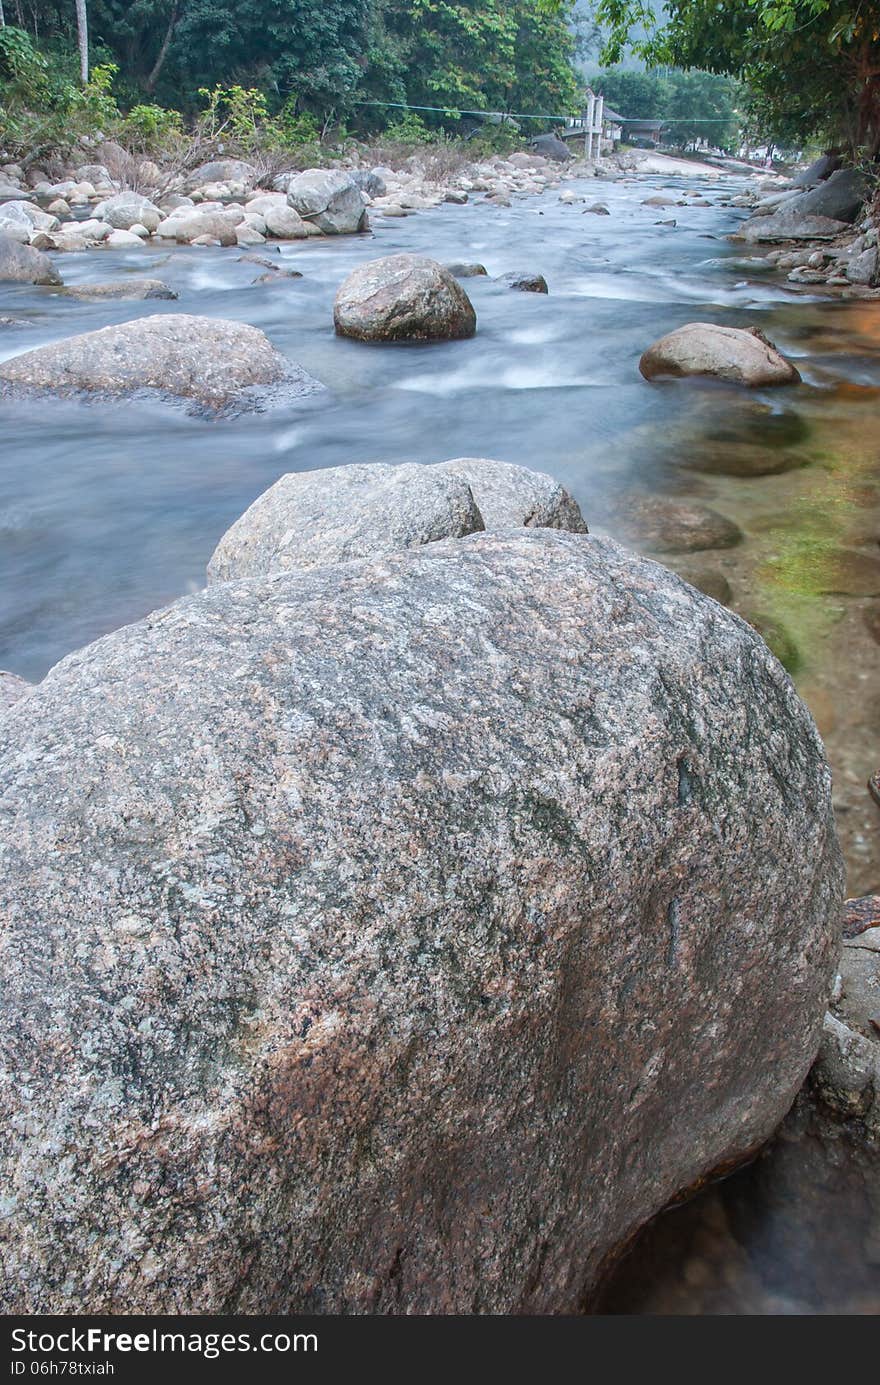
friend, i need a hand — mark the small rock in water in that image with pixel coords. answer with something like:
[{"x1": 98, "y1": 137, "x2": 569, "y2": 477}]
[
  {"x1": 499, "y1": 271, "x2": 548, "y2": 293},
  {"x1": 0, "y1": 313, "x2": 323, "y2": 413},
  {"x1": 864, "y1": 604, "x2": 880, "y2": 644},
  {"x1": 742, "y1": 611, "x2": 801, "y2": 673},
  {"x1": 609, "y1": 495, "x2": 743, "y2": 554},
  {"x1": 334, "y1": 254, "x2": 476, "y2": 342},
  {"x1": 60, "y1": 279, "x2": 177, "y2": 301},
  {"x1": 445, "y1": 262, "x2": 488, "y2": 278},
  {"x1": 670, "y1": 564, "x2": 733, "y2": 606},
  {"x1": 640, "y1": 323, "x2": 800, "y2": 387}
]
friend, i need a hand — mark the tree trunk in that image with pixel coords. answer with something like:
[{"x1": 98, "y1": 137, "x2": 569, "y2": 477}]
[
  {"x1": 75, "y1": 0, "x2": 89, "y2": 84},
  {"x1": 0, "y1": 3, "x2": 5, "y2": 29},
  {"x1": 145, "y1": 2, "x2": 180, "y2": 93}
]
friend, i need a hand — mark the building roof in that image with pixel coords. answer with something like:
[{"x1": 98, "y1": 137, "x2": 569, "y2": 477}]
[
  {"x1": 621, "y1": 117, "x2": 664, "y2": 130},
  {"x1": 602, "y1": 107, "x2": 626, "y2": 125}
]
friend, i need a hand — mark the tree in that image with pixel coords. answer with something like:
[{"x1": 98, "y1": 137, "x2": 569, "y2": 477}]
[
  {"x1": 74, "y1": 0, "x2": 88, "y2": 81},
  {"x1": 595, "y1": 0, "x2": 880, "y2": 159}
]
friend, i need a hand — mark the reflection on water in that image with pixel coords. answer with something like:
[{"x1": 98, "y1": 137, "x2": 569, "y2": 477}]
[{"x1": 1, "y1": 168, "x2": 878, "y2": 1314}]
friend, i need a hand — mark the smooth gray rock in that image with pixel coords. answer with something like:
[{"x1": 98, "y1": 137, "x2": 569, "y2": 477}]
[
  {"x1": 334, "y1": 254, "x2": 476, "y2": 342},
  {"x1": 0, "y1": 314, "x2": 322, "y2": 413},
  {"x1": 186, "y1": 160, "x2": 258, "y2": 191},
  {"x1": 640, "y1": 323, "x2": 800, "y2": 387},
  {"x1": 0, "y1": 233, "x2": 61, "y2": 285},
  {"x1": 0, "y1": 529, "x2": 843, "y2": 1314},
  {"x1": 60, "y1": 279, "x2": 177, "y2": 301},
  {"x1": 530, "y1": 133, "x2": 573, "y2": 162},
  {"x1": 738, "y1": 210, "x2": 849, "y2": 244},
  {"x1": 792, "y1": 153, "x2": 841, "y2": 187},
  {"x1": 286, "y1": 169, "x2": 367, "y2": 234},
  {"x1": 91, "y1": 193, "x2": 161, "y2": 233},
  {"x1": 207, "y1": 461, "x2": 485, "y2": 582},
  {"x1": 435, "y1": 457, "x2": 586, "y2": 531},
  {"x1": 794, "y1": 167, "x2": 868, "y2": 224}
]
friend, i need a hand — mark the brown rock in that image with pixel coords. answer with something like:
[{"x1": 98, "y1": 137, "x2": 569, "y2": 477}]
[{"x1": 640, "y1": 324, "x2": 800, "y2": 388}]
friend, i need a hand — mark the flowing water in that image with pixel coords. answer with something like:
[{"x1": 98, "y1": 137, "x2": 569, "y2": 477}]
[{"x1": 1, "y1": 168, "x2": 878, "y2": 1313}]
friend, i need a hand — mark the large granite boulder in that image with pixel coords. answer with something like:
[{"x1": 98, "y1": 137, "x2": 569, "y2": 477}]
[
  {"x1": 208, "y1": 457, "x2": 587, "y2": 582},
  {"x1": 0, "y1": 233, "x2": 61, "y2": 285},
  {"x1": 334, "y1": 254, "x2": 476, "y2": 342},
  {"x1": 640, "y1": 323, "x2": 800, "y2": 387},
  {"x1": 0, "y1": 529, "x2": 843, "y2": 1314},
  {"x1": 208, "y1": 461, "x2": 486, "y2": 582},
  {"x1": 286, "y1": 169, "x2": 367, "y2": 234},
  {"x1": 0, "y1": 314, "x2": 323, "y2": 413}
]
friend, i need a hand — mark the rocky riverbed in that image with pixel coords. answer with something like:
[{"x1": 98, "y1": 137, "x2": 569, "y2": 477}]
[{"x1": 0, "y1": 142, "x2": 878, "y2": 1314}]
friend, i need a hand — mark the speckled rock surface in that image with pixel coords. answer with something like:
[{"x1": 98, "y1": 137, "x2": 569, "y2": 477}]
[
  {"x1": 0, "y1": 670, "x2": 30, "y2": 713},
  {"x1": 334, "y1": 254, "x2": 476, "y2": 341},
  {"x1": 0, "y1": 530, "x2": 843, "y2": 1313},
  {"x1": 208, "y1": 458, "x2": 587, "y2": 582},
  {"x1": 640, "y1": 324, "x2": 800, "y2": 387},
  {"x1": 286, "y1": 169, "x2": 367, "y2": 235},
  {"x1": 207, "y1": 461, "x2": 485, "y2": 582},
  {"x1": 435, "y1": 457, "x2": 586, "y2": 531},
  {"x1": 0, "y1": 233, "x2": 61, "y2": 285},
  {"x1": 0, "y1": 314, "x2": 323, "y2": 413}
]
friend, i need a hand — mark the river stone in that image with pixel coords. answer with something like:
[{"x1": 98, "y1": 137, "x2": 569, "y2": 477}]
[
  {"x1": 640, "y1": 324, "x2": 801, "y2": 387},
  {"x1": 792, "y1": 153, "x2": 841, "y2": 188},
  {"x1": 334, "y1": 254, "x2": 476, "y2": 342},
  {"x1": 738, "y1": 211, "x2": 849, "y2": 243},
  {"x1": 500, "y1": 271, "x2": 548, "y2": 293},
  {"x1": 158, "y1": 208, "x2": 244, "y2": 246},
  {"x1": 445, "y1": 262, "x2": 488, "y2": 278},
  {"x1": 186, "y1": 159, "x2": 258, "y2": 192},
  {"x1": 668, "y1": 563, "x2": 733, "y2": 606},
  {"x1": 435, "y1": 457, "x2": 586, "y2": 531},
  {"x1": 0, "y1": 670, "x2": 30, "y2": 712},
  {"x1": 811, "y1": 550, "x2": 880, "y2": 597},
  {"x1": 0, "y1": 529, "x2": 843, "y2": 1314},
  {"x1": 286, "y1": 169, "x2": 367, "y2": 234},
  {"x1": 681, "y1": 443, "x2": 809, "y2": 478},
  {"x1": 91, "y1": 193, "x2": 161, "y2": 234},
  {"x1": 0, "y1": 314, "x2": 322, "y2": 412},
  {"x1": 207, "y1": 462, "x2": 485, "y2": 581},
  {"x1": 846, "y1": 247, "x2": 878, "y2": 286},
  {"x1": 794, "y1": 167, "x2": 868, "y2": 224},
  {"x1": 865, "y1": 605, "x2": 880, "y2": 644},
  {"x1": 610, "y1": 496, "x2": 743, "y2": 554},
  {"x1": 530, "y1": 133, "x2": 573, "y2": 162},
  {"x1": 0, "y1": 234, "x2": 61, "y2": 285},
  {"x1": 60, "y1": 279, "x2": 177, "y2": 301}
]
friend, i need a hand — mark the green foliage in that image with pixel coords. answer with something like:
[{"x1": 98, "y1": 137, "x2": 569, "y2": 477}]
[
  {"x1": 594, "y1": 0, "x2": 880, "y2": 157},
  {"x1": 594, "y1": 66, "x2": 742, "y2": 152},
  {"x1": 1, "y1": 2, "x2": 584, "y2": 157}
]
